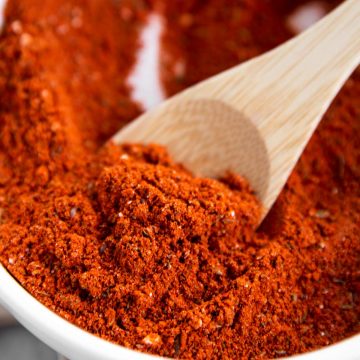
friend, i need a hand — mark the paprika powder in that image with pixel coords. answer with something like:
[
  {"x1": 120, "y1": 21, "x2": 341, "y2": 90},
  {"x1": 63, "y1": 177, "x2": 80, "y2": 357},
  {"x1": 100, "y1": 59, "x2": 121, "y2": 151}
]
[{"x1": 0, "y1": 0, "x2": 359, "y2": 359}]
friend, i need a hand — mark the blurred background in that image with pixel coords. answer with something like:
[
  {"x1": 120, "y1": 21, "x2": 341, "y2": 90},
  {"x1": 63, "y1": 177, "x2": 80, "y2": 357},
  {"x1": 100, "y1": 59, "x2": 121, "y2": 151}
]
[{"x1": 0, "y1": 307, "x2": 58, "y2": 359}]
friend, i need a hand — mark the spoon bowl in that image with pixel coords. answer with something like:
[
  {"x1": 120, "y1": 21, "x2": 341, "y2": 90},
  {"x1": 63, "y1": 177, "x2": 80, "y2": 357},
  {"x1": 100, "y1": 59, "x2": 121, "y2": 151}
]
[
  {"x1": 118, "y1": 98, "x2": 270, "y2": 199},
  {"x1": 114, "y1": 0, "x2": 360, "y2": 218}
]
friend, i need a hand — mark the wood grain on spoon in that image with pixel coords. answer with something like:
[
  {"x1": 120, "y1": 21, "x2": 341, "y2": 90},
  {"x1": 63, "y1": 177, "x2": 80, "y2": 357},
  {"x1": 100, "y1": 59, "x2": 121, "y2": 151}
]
[{"x1": 113, "y1": 0, "x2": 360, "y2": 219}]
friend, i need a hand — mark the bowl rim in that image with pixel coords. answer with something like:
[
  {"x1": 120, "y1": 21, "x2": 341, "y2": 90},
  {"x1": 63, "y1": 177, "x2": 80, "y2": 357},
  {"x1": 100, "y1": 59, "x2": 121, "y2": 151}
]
[
  {"x1": 0, "y1": 264, "x2": 159, "y2": 360},
  {"x1": 0, "y1": 264, "x2": 359, "y2": 360}
]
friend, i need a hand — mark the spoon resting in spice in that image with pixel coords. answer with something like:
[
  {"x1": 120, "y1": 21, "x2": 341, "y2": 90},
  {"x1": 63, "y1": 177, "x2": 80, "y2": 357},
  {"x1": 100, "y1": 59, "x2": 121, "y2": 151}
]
[{"x1": 113, "y1": 0, "x2": 360, "y2": 219}]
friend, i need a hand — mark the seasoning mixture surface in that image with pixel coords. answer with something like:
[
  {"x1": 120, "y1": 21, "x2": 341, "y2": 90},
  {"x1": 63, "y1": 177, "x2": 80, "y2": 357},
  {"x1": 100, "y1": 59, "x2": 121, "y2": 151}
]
[{"x1": 0, "y1": 0, "x2": 359, "y2": 359}]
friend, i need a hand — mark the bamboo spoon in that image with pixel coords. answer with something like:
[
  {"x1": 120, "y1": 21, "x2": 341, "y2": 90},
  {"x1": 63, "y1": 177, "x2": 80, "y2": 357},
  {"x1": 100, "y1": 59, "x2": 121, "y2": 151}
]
[{"x1": 113, "y1": 0, "x2": 360, "y2": 219}]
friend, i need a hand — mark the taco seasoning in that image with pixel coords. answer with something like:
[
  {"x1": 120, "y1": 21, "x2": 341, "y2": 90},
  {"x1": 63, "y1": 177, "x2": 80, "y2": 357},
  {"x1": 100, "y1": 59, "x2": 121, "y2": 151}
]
[{"x1": 0, "y1": 0, "x2": 359, "y2": 359}]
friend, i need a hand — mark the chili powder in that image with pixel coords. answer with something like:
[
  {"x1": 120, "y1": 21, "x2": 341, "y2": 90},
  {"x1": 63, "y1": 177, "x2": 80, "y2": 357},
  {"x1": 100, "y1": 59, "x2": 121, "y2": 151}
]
[{"x1": 0, "y1": 0, "x2": 359, "y2": 359}]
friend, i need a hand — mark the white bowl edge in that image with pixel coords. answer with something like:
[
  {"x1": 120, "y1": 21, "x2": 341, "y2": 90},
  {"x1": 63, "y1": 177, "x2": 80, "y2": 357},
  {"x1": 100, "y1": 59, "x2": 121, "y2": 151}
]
[
  {"x1": 0, "y1": 264, "x2": 160, "y2": 360},
  {"x1": 0, "y1": 264, "x2": 359, "y2": 359}
]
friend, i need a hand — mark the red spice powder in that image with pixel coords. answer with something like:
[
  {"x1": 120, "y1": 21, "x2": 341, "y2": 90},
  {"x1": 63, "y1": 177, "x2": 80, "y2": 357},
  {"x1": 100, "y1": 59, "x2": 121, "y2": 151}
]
[{"x1": 0, "y1": 0, "x2": 359, "y2": 359}]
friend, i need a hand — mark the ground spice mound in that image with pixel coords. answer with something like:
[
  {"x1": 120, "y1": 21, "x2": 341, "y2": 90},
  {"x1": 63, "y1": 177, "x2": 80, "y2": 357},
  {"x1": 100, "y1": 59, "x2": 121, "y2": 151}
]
[{"x1": 0, "y1": 0, "x2": 359, "y2": 359}]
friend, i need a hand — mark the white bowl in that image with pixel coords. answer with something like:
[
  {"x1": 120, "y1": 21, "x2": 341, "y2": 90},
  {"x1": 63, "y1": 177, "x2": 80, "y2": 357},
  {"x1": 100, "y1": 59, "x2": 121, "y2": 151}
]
[
  {"x1": 0, "y1": 265, "x2": 158, "y2": 360},
  {"x1": 0, "y1": 264, "x2": 359, "y2": 359},
  {"x1": 0, "y1": 1, "x2": 359, "y2": 358}
]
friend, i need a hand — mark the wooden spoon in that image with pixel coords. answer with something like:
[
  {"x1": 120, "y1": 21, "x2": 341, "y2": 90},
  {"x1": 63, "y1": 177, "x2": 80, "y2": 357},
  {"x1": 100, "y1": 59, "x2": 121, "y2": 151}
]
[{"x1": 113, "y1": 0, "x2": 360, "y2": 219}]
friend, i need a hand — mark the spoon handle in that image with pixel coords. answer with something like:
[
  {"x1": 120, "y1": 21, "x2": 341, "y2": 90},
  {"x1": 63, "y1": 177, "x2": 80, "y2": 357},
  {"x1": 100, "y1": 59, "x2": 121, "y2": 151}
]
[
  {"x1": 238, "y1": 0, "x2": 360, "y2": 128},
  {"x1": 212, "y1": 0, "x2": 360, "y2": 210},
  {"x1": 113, "y1": 0, "x2": 360, "y2": 216}
]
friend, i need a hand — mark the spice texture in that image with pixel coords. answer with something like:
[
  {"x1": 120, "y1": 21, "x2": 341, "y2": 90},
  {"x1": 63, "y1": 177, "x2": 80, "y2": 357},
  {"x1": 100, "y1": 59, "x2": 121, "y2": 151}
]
[{"x1": 0, "y1": 0, "x2": 359, "y2": 359}]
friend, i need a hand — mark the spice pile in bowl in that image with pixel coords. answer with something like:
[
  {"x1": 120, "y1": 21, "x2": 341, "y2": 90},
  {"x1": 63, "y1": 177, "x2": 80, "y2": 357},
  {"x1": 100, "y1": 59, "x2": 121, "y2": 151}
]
[{"x1": 0, "y1": 0, "x2": 359, "y2": 359}]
